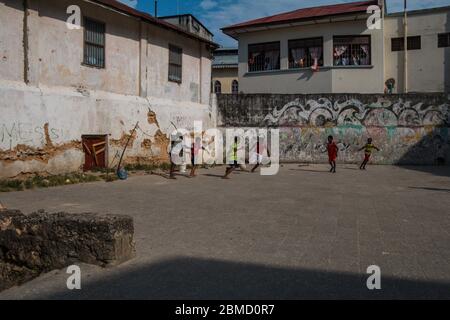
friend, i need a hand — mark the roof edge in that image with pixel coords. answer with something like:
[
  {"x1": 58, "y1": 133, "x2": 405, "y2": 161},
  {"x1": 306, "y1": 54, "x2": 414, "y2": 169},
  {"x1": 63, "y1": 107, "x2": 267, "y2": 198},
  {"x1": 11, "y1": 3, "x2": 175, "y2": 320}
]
[
  {"x1": 222, "y1": 0, "x2": 378, "y2": 33},
  {"x1": 158, "y1": 13, "x2": 214, "y2": 37},
  {"x1": 90, "y1": 0, "x2": 219, "y2": 48}
]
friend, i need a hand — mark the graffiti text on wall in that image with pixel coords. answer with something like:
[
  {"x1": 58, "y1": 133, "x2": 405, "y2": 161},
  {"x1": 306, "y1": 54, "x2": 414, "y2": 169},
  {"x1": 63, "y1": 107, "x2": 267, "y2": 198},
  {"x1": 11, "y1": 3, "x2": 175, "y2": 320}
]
[{"x1": 0, "y1": 122, "x2": 63, "y2": 150}]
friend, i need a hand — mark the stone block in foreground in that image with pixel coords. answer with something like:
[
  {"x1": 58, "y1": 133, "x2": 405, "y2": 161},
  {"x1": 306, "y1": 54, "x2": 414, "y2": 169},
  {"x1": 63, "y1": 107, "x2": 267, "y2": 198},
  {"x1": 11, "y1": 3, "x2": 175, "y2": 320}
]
[{"x1": 0, "y1": 210, "x2": 135, "y2": 291}]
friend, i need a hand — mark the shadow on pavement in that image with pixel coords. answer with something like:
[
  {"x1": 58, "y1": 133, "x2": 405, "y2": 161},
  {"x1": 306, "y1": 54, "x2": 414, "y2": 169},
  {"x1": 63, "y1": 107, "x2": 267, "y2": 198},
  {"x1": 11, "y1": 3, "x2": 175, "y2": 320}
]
[
  {"x1": 408, "y1": 186, "x2": 450, "y2": 192},
  {"x1": 398, "y1": 165, "x2": 450, "y2": 178},
  {"x1": 41, "y1": 257, "x2": 450, "y2": 300},
  {"x1": 289, "y1": 169, "x2": 329, "y2": 173}
]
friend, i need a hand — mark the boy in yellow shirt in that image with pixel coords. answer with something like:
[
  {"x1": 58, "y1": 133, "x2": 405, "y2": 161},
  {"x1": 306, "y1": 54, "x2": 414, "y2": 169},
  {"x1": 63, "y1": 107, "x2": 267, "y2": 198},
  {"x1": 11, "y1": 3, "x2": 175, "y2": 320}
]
[{"x1": 359, "y1": 138, "x2": 380, "y2": 170}]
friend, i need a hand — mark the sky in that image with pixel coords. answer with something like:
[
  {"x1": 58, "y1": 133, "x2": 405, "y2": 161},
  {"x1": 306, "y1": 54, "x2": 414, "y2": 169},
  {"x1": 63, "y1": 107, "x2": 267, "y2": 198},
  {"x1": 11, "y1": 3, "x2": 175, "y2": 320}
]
[{"x1": 118, "y1": 0, "x2": 450, "y2": 47}]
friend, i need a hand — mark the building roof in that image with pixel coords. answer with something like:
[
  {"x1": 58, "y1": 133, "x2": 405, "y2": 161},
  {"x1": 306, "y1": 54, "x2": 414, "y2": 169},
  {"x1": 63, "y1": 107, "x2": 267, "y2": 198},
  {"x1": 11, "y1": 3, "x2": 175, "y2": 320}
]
[
  {"x1": 215, "y1": 47, "x2": 238, "y2": 52},
  {"x1": 91, "y1": 0, "x2": 218, "y2": 47},
  {"x1": 212, "y1": 55, "x2": 238, "y2": 68},
  {"x1": 222, "y1": 0, "x2": 378, "y2": 34},
  {"x1": 158, "y1": 14, "x2": 214, "y2": 37},
  {"x1": 212, "y1": 48, "x2": 238, "y2": 68}
]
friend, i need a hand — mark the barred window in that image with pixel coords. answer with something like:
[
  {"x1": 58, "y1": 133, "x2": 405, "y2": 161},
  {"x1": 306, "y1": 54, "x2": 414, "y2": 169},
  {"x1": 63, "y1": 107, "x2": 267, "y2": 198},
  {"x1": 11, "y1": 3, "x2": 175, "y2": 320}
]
[
  {"x1": 168, "y1": 45, "x2": 182, "y2": 83},
  {"x1": 438, "y1": 33, "x2": 450, "y2": 48},
  {"x1": 288, "y1": 37, "x2": 323, "y2": 68},
  {"x1": 248, "y1": 42, "x2": 280, "y2": 72},
  {"x1": 232, "y1": 80, "x2": 238, "y2": 94},
  {"x1": 83, "y1": 18, "x2": 105, "y2": 68},
  {"x1": 214, "y1": 80, "x2": 221, "y2": 94},
  {"x1": 391, "y1": 36, "x2": 421, "y2": 51},
  {"x1": 333, "y1": 36, "x2": 371, "y2": 66}
]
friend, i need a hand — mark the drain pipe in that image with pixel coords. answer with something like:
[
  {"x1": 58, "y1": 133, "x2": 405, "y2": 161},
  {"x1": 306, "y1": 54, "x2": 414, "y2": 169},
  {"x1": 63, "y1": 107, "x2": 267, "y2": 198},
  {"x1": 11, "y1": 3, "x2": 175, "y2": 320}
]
[{"x1": 403, "y1": 0, "x2": 408, "y2": 93}]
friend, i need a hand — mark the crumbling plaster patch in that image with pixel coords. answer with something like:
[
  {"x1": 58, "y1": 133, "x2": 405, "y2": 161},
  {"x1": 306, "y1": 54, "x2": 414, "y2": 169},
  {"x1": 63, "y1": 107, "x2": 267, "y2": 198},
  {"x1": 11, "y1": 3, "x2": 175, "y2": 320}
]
[{"x1": 0, "y1": 80, "x2": 215, "y2": 178}]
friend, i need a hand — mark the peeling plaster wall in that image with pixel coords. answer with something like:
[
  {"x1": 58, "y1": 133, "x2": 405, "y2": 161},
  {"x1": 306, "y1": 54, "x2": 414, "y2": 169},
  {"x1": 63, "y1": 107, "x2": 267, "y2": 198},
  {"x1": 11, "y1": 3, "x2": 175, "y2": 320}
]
[
  {"x1": 0, "y1": 0, "x2": 214, "y2": 179},
  {"x1": 217, "y1": 94, "x2": 450, "y2": 165},
  {"x1": 0, "y1": 81, "x2": 214, "y2": 178}
]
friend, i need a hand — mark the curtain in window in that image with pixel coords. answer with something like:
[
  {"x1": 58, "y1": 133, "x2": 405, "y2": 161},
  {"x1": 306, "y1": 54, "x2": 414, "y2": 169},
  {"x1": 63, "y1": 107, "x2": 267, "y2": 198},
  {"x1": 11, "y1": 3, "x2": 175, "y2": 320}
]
[
  {"x1": 309, "y1": 47, "x2": 322, "y2": 71},
  {"x1": 291, "y1": 48, "x2": 306, "y2": 68},
  {"x1": 360, "y1": 45, "x2": 370, "y2": 65},
  {"x1": 249, "y1": 52, "x2": 260, "y2": 66},
  {"x1": 333, "y1": 46, "x2": 348, "y2": 65},
  {"x1": 264, "y1": 50, "x2": 279, "y2": 70}
]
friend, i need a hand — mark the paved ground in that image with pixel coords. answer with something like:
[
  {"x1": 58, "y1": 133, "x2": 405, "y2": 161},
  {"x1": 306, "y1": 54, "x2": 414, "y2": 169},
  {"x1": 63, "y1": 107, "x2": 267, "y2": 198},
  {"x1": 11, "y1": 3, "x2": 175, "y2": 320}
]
[{"x1": 1, "y1": 164, "x2": 450, "y2": 299}]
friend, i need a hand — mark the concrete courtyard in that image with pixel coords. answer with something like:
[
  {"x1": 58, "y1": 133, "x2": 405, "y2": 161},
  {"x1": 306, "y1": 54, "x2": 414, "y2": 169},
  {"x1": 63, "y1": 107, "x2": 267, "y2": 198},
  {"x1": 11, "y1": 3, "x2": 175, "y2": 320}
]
[{"x1": 1, "y1": 164, "x2": 450, "y2": 299}]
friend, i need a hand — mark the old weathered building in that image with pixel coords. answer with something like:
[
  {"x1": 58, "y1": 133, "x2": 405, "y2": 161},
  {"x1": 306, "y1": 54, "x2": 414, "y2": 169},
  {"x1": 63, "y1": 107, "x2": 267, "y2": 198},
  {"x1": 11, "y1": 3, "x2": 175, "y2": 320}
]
[{"x1": 0, "y1": 0, "x2": 217, "y2": 179}]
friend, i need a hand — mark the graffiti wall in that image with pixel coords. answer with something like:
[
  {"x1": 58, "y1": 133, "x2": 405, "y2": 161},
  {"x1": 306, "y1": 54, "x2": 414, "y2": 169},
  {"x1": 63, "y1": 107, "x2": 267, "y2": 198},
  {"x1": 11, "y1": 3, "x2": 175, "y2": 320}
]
[{"x1": 217, "y1": 94, "x2": 450, "y2": 164}]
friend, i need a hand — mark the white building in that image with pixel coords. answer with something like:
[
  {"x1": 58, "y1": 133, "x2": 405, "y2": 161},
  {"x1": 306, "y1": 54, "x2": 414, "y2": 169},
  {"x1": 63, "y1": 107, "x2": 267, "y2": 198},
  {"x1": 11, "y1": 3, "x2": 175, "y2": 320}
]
[
  {"x1": 222, "y1": 0, "x2": 450, "y2": 94},
  {"x1": 0, "y1": 0, "x2": 217, "y2": 178}
]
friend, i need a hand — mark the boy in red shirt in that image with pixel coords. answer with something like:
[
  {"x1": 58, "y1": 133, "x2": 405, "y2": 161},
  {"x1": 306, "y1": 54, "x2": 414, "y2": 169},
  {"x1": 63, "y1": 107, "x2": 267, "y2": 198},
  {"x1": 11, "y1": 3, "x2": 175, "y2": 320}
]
[{"x1": 327, "y1": 135, "x2": 338, "y2": 173}]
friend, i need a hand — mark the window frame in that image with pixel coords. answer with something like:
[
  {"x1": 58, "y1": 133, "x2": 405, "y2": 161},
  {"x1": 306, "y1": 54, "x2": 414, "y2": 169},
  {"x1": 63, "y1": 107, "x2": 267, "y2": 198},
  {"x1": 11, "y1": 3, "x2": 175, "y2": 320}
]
[
  {"x1": 247, "y1": 41, "x2": 281, "y2": 72},
  {"x1": 83, "y1": 17, "x2": 106, "y2": 69},
  {"x1": 168, "y1": 44, "x2": 183, "y2": 83},
  {"x1": 391, "y1": 35, "x2": 422, "y2": 51},
  {"x1": 288, "y1": 37, "x2": 324, "y2": 69},
  {"x1": 438, "y1": 33, "x2": 450, "y2": 48},
  {"x1": 231, "y1": 80, "x2": 238, "y2": 94},
  {"x1": 333, "y1": 35, "x2": 372, "y2": 66},
  {"x1": 214, "y1": 80, "x2": 222, "y2": 94}
]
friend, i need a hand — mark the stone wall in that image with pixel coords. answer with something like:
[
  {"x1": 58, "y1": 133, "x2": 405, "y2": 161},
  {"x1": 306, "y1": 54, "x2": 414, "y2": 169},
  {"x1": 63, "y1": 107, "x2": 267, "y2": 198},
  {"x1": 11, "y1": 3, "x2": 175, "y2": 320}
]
[
  {"x1": 217, "y1": 94, "x2": 450, "y2": 164},
  {"x1": 0, "y1": 209, "x2": 135, "y2": 291}
]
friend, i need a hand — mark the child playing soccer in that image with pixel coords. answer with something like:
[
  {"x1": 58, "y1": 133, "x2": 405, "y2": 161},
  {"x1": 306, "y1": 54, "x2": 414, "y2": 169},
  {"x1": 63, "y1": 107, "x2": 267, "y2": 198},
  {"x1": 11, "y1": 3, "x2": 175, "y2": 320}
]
[
  {"x1": 359, "y1": 138, "x2": 380, "y2": 170},
  {"x1": 223, "y1": 136, "x2": 240, "y2": 179},
  {"x1": 327, "y1": 135, "x2": 338, "y2": 173},
  {"x1": 251, "y1": 135, "x2": 270, "y2": 173},
  {"x1": 189, "y1": 137, "x2": 208, "y2": 177}
]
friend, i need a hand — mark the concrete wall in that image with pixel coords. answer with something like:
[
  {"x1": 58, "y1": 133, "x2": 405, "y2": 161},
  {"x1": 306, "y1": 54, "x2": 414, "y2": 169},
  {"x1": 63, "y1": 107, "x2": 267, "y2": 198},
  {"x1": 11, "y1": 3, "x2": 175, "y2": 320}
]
[
  {"x1": 212, "y1": 68, "x2": 238, "y2": 94},
  {"x1": 0, "y1": 0, "x2": 214, "y2": 179},
  {"x1": 217, "y1": 93, "x2": 450, "y2": 164},
  {"x1": 236, "y1": 18, "x2": 384, "y2": 94},
  {"x1": 384, "y1": 9, "x2": 450, "y2": 93},
  {"x1": 160, "y1": 15, "x2": 214, "y2": 42}
]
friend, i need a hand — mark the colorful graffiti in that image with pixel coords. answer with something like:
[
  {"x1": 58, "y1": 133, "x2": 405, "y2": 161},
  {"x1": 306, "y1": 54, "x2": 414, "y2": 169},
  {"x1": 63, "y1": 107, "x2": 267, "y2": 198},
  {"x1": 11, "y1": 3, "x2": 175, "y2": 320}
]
[
  {"x1": 218, "y1": 94, "x2": 450, "y2": 164},
  {"x1": 263, "y1": 97, "x2": 450, "y2": 128}
]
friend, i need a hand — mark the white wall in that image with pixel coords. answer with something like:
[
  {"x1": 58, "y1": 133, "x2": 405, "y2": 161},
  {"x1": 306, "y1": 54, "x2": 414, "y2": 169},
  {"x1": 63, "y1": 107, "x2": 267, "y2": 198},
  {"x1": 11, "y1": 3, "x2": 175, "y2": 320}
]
[
  {"x1": 236, "y1": 18, "x2": 384, "y2": 94},
  {"x1": 0, "y1": 0, "x2": 24, "y2": 82},
  {"x1": 384, "y1": 9, "x2": 450, "y2": 93}
]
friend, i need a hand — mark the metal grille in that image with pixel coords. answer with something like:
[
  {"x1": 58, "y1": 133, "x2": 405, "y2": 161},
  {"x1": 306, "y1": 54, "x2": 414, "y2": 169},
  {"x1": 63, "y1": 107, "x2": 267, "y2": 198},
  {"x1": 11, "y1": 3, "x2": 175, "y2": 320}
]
[
  {"x1": 83, "y1": 18, "x2": 105, "y2": 68},
  {"x1": 438, "y1": 33, "x2": 450, "y2": 48},
  {"x1": 391, "y1": 36, "x2": 421, "y2": 51},
  {"x1": 407, "y1": 36, "x2": 421, "y2": 50},
  {"x1": 214, "y1": 80, "x2": 221, "y2": 94},
  {"x1": 288, "y1": 37, "x2": 323, "y2": 68},
  {"x1": 333, "y1": 36, "x2": 371, "y2": 66},
  {"x1": 168, "y1": 45, "x2": 182, "y2": 83},
  {"x1": 232, "y1": 80, "x2": 238, "y2": 94},
  {"x1": 391, "y1": 37, "x2": 404, "y2": 51},
  {"x1": 248, "y1": 42, "x2": 280, "y2": 72}
]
